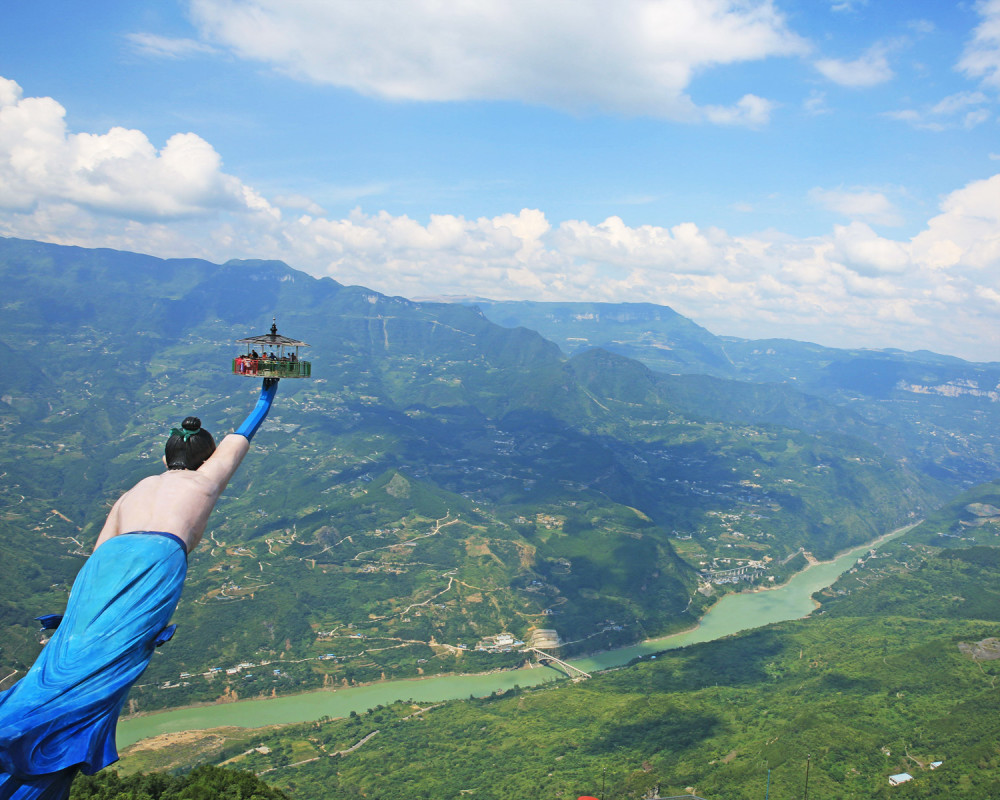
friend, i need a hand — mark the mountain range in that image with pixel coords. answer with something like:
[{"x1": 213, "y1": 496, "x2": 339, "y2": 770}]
[{"x1": 1, "y1": 235, "x2": 997, "y2": 716}]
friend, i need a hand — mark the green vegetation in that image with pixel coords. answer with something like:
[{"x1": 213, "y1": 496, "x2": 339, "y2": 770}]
[
  {"x1": 121, "y1": 481, "x2": 1000, "y2": 799},
  {"x1": 0, "y1": 237, "x2": 968, "y2": 715},
  {"x1": 138, "y1": 618, "x2": 1000, "y2": 799},
  {"x1": 475, "y1": 300, "x2": 1000, "y2": 488},
  {"x1": 69, "y1": 764, "x2": 289, "y2": 799},
  {"x1": 7, "y1": 239, "x2": 1000, "y2": 797}
]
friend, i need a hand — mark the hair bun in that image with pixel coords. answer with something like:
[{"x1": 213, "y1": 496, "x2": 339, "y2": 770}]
[{"x1": 182, "y1": 416, "x2": 202, "y2": 431}]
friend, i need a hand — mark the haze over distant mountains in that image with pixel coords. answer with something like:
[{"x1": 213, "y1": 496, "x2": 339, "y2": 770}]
[
  {"x1": 2, "y1": 234, "x2": 1000, "y2": 715},
  {"x1": 457, "y1": 297, "x2": 1000, "y2": 484}
]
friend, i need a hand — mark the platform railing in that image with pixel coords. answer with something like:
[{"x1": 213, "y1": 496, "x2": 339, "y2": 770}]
[{"x1": 232, "y1": 358, "x2": 311, "y2": 378}]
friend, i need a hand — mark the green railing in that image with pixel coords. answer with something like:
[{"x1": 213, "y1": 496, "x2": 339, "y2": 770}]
[{"x1": 232, "y1": 358, "x2": 311, "y2": 378}]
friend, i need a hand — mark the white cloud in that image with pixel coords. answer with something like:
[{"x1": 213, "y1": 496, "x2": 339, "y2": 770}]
[
  {"x1": 185, "y1": 0, "x2": 807, "y2": 121},
  {"x1": 831, "y1": 221, "x2": 909, "y2": 275},
  {"x1": 958, "y1": 0, "x2": 1000, "y2": 88},
  {"x1": 964, "y1": 108, "x2": 992, "y2": 128},
  {"x1": 885, "y1": 90, "x2": 991, "y2": 131},
  {"x1": 702, "y1": 94, "x2": 776, "y2": 127},
  {"x1": 0, "y1": 77, "x2": 20, "y2": 107},
  {"x1": 814, "y1": 45, "x2": 893, "y2": 87},
  {"x1": 831, "y1": 0, "x2": 867, "y2": 12},
  {"x1": 5, "y1": 77, "x2": 1000, "y2": 360},
  {"x1": 803, "y1": 90, "x2": 832, "y2": 115},
  {"x1": 274, "y1": 194, "x2": 326, "y2": 216},
  {"x1": 210, "y1": 185, "x2": 1000, "y2": 359},
  {"x1": 930, "y1": 90, "x2": 989, "y2": 115},
  {"x1": 126, "y1": 32, "x2": 218, "y2": 59},
  {"x1": 809, "y1": 187, "x2": 903, "y2": 226},
  {"x1": 913, "y1": 173, "x2": 1000, "y2": 270},
  {"x1": 0, "y1": 77, "x2": 276, "y2": 220},
  {"x1": 908, "y1": 19, "x2": 935, "y2": 35},
  {"x1": 882, "y1": 109, "x2": 922, "y2": 124}
]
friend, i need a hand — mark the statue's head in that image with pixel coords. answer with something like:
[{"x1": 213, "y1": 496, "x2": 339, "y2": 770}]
[{"x1": 165, "y1": 416, "x2": 216, "y2": 470}]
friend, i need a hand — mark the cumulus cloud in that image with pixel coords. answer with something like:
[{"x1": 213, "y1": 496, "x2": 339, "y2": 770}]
[
  {"x1": 0, "y1": 77, "x2": 276, "y2": 220},
  {"x1": 958, "y1": 0, "x2": 1000, "y2": 88},
  {"x1": 913, "y1": 173, "x2": 1000, "y2": 270},
  {"x1": 814, "y1": 44, "x2": 893, "y2": 87},
  {"x1": 4, "y1": 77, "x2": 1000, "y2": 360},
  {"x1": 185, "y1": 0, "x2": 807, "y2": 121},
  {"x1": 809, "y1": 187, "x2": 903, "y2": 226},
  {"x1": 831, "y1": 221, "x2": 909, "y2": 275},
  {"x1": 257, "y1": 185, "x2": 1000, "y2": 360}
]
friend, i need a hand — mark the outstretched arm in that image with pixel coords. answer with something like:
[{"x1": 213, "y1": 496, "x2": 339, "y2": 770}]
[
  {"x1": 235, "y1": 377, "x2": 279, "y2": 442},
  {"x1": 198, "y1": 378, "x2": 279, "y2": 488}
]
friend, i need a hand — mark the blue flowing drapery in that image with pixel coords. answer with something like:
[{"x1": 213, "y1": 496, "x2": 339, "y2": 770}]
[{"x1": 0, "y1": 532, "x2": 187, "y2": 799}]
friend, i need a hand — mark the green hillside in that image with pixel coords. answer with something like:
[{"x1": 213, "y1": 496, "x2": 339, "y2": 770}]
[
  {"x1": 470, "y1": 299, "x2": 732, "y2": 375},
  {"x1": 220, "y1": 615, "x2": 1000, "y2": 799},
  {"x1": 472, "y1": 300, "x2": 1000, "y2": 486},
  {"x1": 69, "y1": 764, "x2": 289, "y2": 799},
  {"x1": 130, "y1": 480, "x2": 1000, "y2": 800},
  {"x1": 0, "y1": 237, "x2": 950, "y2": 714}
]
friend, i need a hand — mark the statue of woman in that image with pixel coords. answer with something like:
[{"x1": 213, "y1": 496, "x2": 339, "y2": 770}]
[{"x1": 0, "y1": 379, "x2": 279, "y2": 800}]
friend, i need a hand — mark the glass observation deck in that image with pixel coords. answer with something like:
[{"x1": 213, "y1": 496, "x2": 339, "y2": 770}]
[
  {"x1": 232, "y1": 357, "x2": 311, "y2": 378},
  {"x1": 233, "y1": 319, "x2": 312, "y2": 379}
]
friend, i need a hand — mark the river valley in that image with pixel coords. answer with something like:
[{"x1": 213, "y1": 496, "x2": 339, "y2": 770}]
[{"x1": 117, "y1": 527, "x2": 907, "y2": 748}]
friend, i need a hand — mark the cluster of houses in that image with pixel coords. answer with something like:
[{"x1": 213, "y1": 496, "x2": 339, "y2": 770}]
[
  {"x1": 889, "y1": 761, "x2": 943, "y2": 787},
  {"x1": 475, "y1": 632, "x2": 525, "y2": 653},
  {"x1": 700, "y1": 558, "x2": 768, "y2": 586}
]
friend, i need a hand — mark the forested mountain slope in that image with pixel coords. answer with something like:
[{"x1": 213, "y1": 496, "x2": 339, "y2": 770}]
[
  {"x1": 0, "y1": 237, "x2": 950, "y2": 714},
  {"x1": 135, "y1": 477, "x2": 1000, "y2": 800},
  {"x1": 472, "y1": 299, "x2": 1000, "y2": 486}
]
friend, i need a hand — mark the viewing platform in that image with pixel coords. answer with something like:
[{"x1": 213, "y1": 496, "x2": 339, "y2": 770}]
[
  {"x1": 233, "y1": 357, "x2": 311, "y2": 378},
  {"x1": 233, "y1": 319, "x2": 312, "y2": 379}
]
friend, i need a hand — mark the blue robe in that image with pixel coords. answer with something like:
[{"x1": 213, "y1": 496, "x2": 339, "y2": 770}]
[{"x1": 0, "y1": 532, "x2": 187, "y2": 799}]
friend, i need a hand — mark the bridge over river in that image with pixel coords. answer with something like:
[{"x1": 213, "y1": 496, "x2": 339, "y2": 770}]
[{"x1": 524, "y1": 647, "x2": 592, "y2": 679}]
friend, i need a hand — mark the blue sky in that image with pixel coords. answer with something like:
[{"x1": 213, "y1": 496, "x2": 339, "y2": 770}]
[{"x1": 2, "y1": 0, "x2": 1000, "y2": 360}]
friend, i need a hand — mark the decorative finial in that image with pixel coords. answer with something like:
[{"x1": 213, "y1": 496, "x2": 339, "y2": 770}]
[{"x1": 270, "y1": 317, "x2": 278, "y2": 337}]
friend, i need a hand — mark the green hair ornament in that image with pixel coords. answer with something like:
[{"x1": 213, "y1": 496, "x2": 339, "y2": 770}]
[{"x1": 170, "y1": 426, "x2": 200, "y2": 442}]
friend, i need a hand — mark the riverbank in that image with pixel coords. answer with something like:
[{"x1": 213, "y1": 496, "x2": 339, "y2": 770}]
[
  {"x1": 118, "y1": 661, "x2": 536, "y2": 723},
  {"x1": 738, "y1": 521, "x2": 919, "y2": 597},
  {"x1": 588, "y1": 520, "x2": 921, "y2": 658},
  {"x1": 118, "y1": 524, "x2": 912, "y2": 748}
]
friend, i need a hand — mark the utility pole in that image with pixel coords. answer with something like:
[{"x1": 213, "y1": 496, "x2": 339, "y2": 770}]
[{"x1": 803, "y1": 754, "x2": 811, "y2": 800}]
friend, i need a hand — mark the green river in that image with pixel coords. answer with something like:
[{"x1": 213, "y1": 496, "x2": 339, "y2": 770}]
[{"x1": 117, "y1": 528, "x2": 906, "y2": 748}]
